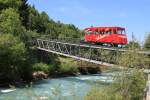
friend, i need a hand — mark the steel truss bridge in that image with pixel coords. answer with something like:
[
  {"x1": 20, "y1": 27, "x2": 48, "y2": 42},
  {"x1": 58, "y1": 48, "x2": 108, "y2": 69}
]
[{"x1": 33, "y1": 37, "x2": 150, "y2": 67}]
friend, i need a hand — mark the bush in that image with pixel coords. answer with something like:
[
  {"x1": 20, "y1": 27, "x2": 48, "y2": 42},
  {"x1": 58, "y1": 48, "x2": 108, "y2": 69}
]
[
  {"x1": 144, "y1": 33, "x2": 150, "y2": 50},
  {"x1": 85, "y1": 44, "x2": 147, "y2": 100},
  {"x1": 85, "y1": 69, "x2": 146, "y2": 100},
  {"x1": 125, "y1": 41, "x2": 141, "y2": 49},
  {"x1": 112, "y1": 69, "x2": 146, "y2": 100},
  {"x1": 0, "y1": 34, "x2": 27, "y2": 80},
  {"x1": 33, "y1": 63, "x2": 50, "y2": 73},
  {"x1": 59, "y1": 62, "x2": 78, "y2": 73}
]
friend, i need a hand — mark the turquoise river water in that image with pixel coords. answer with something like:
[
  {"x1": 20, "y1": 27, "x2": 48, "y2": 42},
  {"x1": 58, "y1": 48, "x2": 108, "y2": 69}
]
[{"x1": 0, "y1": 71, "x2": 117, "y2": 100}]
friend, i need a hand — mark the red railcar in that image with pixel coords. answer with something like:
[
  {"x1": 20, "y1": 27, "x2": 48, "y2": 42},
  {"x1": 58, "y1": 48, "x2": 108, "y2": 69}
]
[{"x1": 84, "y1": 27, "x2": 128, "y2": 46}]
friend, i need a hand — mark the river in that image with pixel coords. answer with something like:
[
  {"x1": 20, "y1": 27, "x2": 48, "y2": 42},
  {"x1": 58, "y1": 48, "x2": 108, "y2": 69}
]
[{"x1": 0, "y1": 71, "x2": 117, "y2": 100}]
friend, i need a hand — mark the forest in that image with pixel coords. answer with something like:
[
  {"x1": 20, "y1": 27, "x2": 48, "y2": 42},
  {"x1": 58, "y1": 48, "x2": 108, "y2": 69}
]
[{"x1": 0, "y1": 0, "x2": 82, "y2": 83}]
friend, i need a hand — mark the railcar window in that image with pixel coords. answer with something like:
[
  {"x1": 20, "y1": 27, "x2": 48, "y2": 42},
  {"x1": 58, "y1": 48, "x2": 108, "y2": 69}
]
[
  {"x1": 123, "y1": 30, "x2": 126, "y2": 34},
  {"x1": 99, "y1": 31, "x2": 102, "y2": 34},
  {"x1": 117, "y1": 30, "x2": 122, "y2": 34},
  {"x1": 113, "y1": 30, "x2": 117, "y2": 34},
  {"x1": 95, "y1": 31, "x2": 99, "y2": 34},
  {"x1": 101, "y1": 31, "x2": 104, "y2": 35},
  {"x1": 106, "y1": 30, "x2": 112, "y2": 34}
]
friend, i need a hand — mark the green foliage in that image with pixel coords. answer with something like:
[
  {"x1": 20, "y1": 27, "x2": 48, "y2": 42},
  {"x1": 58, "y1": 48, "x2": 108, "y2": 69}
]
[
  {"x1": 112, "y1": 69, "x2": 146, "y2": 100},
  {"x1": 118, "y1": 42, "x2": 149, "y2": 68},
  {"x1": 0, "y1": 8, "x2": 26, "y2": 39},
  {"x1": 85, "y1": 86, "x2": 109, "y2": 100},
  {"x1": 85, "y1": 70, "x2": 146, "y2": 100},
  {"x1": 85, "y1": 43, "x2": 148, "y2": 100},
  {"x1": 0, "y1": 0, "x2": 81, "y2": 82},
  {"x1": 0, "y1": 34, "x2": 27, "y2": 80},
  {"x1": 118, "y1": 50, "x2": 149, "y2": 68},
  {"x1": 144, "y1": 34, "x2": 150, "y2": 50},
  {"x1": 33, "y1": 63, "x2": 50, "y2": 73},
  {"x1": 0, "y1": 7, "x2": 37, "y2": 47},
  {"x1": 0, "y1": 0, "x2": 22, "y2": 10},
  {"x1": 27, "y1": 6, "x2": 81, "y2": 38},
  {"x1": 125, "y1": 41, "x2": 141, "y2": 49},
  {"x1": 19, "y1": 0, "x2": 29, "y2": 28},
  {"x1": 85, "y1": 85, "x2": 125, "y2": 100},
  {"x1": 28, "y1": 10, "x2": 50, "y2": 34},
  {"x1": 59, "y1": 62, "x2": 79, "y2": 73}
]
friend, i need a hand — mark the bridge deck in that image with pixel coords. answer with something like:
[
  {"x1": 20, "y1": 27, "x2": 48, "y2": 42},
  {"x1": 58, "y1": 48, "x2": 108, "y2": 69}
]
[{"x1": 37, "y1": 47, "x2": 117, "y2": 67}]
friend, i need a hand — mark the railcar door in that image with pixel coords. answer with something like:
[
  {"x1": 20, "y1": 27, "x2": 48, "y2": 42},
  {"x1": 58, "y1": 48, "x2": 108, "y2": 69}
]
[{"x1": 84, "y1": 30, "x2": 92, "y2": 42}]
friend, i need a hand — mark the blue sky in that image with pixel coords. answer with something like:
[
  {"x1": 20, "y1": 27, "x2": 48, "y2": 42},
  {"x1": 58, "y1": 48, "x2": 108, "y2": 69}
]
[{"x1": 28, "y1": 0, "x2": 150, "y2": 43}]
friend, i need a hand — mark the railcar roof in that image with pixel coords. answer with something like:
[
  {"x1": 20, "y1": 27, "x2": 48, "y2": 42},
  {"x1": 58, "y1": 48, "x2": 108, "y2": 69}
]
[{"x1": 84, "y1": 27, "x2": 125, "y2": 31}]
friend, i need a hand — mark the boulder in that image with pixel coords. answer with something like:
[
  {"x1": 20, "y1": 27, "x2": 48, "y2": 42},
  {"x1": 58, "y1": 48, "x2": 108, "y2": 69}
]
[{"x1": 32, "y1": 71, "x2": 48, "y2": 79}]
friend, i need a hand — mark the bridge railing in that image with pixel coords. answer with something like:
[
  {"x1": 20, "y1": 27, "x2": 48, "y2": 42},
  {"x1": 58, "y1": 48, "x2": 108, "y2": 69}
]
[
  {"x1": 32, "y1": 35, "x2": 150, "y2": 55},
  {"x1": 36, "y1": 35, "x2": 81, "y2": 44},
  {"x1": 35, "y1": 38, "x2": 122, "y2": 66},
  {"x1": 32, "y1": 36, "x2": 150, "y2": 67}
]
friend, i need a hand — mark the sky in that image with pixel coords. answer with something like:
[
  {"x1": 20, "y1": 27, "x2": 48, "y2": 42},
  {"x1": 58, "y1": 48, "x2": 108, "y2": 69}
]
[{"x1": 28, "y1": 0, "x2": 150, "y2": 44}]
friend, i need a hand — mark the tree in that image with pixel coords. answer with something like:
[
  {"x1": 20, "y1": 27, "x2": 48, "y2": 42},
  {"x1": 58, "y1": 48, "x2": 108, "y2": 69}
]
[
  {"x1": 125, "y1": 41, "x2": 141, "y2": 49},
  {"x1": 118, "y1": 51, "x2": 149, "y2": 68},
  {"x1": 0, "y1": 34, "x2": 27, "y2": 81},
  {"x1": 144, "y1": 33, "x2": 150, "y2": 50},
  {"x1": 19, "y1": 0, "x2": 29, "y2": 28},
  {"x1": 0, "y1": 0, "x2": 82, "y2": 83},
  {"x1": 0, "y1": 8, "x2": 31, "y2": 45},
  {"x1": 37, "y1": 11, "x2": 49, "y2": 34},
  {"x1": 28, "y1": 6, "x2": 41, "y2": 32},
  {"x1": 0, "y1": 0, "x2": 22, "y2": 10},
  {"x1": 0, "y1": 8, "x2": 25, "y2": 36}
]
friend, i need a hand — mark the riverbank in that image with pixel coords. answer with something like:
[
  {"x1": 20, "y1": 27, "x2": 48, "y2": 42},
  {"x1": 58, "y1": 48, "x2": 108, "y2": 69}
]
[{"x1": 0, "y1": 56, "x2": 119, "y2": 88}]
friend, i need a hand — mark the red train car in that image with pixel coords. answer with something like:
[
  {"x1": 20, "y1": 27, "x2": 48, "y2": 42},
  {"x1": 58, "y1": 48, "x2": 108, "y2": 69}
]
[{"x1": 84, "y1": 26, "x2": 128, "y2": 46}]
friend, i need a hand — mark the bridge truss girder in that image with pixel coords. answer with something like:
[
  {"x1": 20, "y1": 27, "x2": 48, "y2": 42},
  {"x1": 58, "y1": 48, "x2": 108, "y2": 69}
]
[{"x1": 36, "y1": 38, "x2": 121, "y2": 67}]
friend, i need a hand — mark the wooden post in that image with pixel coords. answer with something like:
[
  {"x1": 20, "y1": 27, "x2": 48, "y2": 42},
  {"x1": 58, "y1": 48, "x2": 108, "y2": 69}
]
[
  {"x1": 145, "y1": 74, "x2": 150, "y2": 100},
  {"x1": 146, "y1": 74, "x2": 150, "y2": 100}
]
